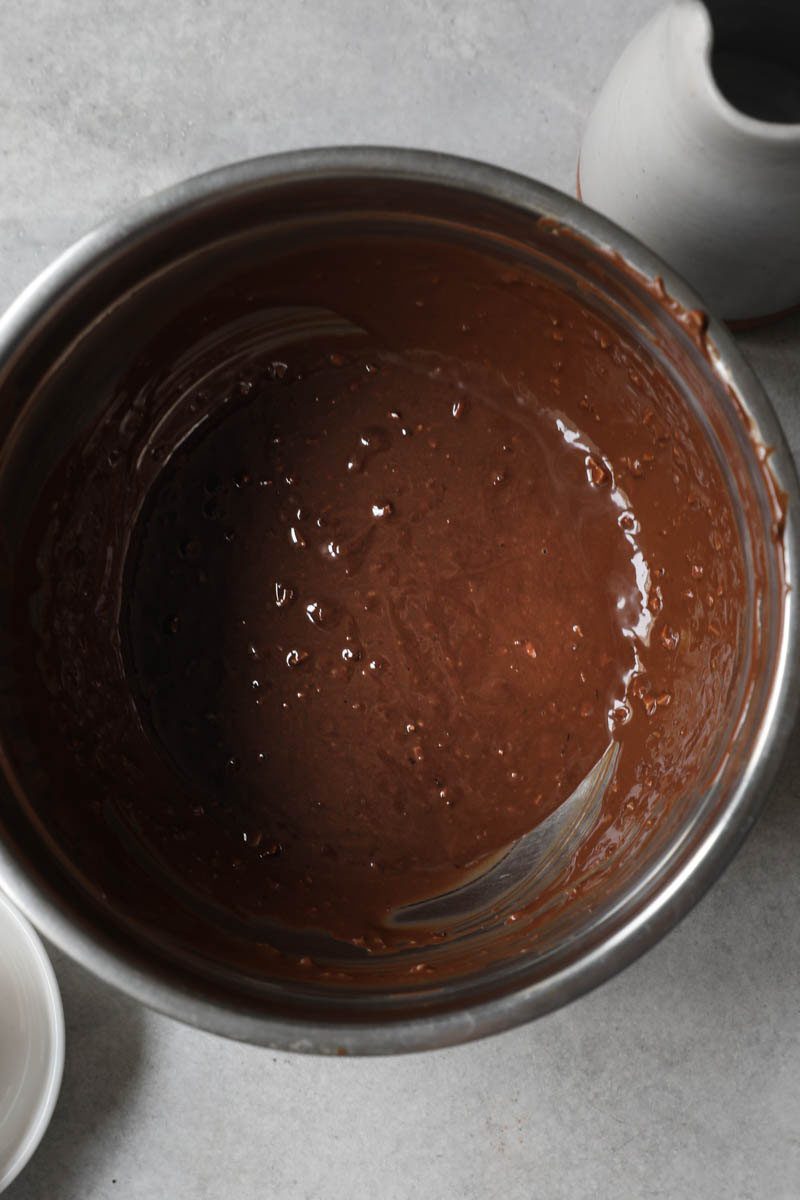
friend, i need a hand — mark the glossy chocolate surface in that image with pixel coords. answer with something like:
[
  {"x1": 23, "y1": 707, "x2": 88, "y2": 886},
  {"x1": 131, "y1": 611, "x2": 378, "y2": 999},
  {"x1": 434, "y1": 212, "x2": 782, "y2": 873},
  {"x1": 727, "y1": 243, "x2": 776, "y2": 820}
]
[{"x1": 12, "y1": 234, "x2": 748, "y2": 976}]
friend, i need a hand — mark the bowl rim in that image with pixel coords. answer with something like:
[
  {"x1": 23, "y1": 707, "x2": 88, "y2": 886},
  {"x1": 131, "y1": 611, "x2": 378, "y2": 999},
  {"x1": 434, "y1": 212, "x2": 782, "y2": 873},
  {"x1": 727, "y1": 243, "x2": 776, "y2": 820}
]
[
  {"x1": 0, "y1": 887, "x2": 64, "y2": 1190},
  {"x1": 0, "y1": 145, "x2": 798, "y2": 1055}
]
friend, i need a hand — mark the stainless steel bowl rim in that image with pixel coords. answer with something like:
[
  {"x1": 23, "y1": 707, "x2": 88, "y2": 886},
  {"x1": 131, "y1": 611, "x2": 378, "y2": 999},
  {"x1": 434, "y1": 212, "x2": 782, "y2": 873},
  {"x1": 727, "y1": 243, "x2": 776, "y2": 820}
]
[{"x1": 0, "y1": 146, "x2": 797, "y2": 1054}]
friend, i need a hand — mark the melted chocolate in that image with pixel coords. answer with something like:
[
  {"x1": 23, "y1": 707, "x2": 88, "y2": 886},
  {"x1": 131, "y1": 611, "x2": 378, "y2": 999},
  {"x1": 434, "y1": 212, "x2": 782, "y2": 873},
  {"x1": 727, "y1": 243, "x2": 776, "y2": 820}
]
[{"x1": 12, "y1": 235, "x2": 749, "y2": 978}]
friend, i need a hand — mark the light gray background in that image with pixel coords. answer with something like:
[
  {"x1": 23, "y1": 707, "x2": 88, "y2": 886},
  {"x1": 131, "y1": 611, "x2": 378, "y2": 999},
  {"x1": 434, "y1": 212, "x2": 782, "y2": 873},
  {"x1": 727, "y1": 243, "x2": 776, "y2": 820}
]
[{"x1": 2, "y1": 2, "x2": 799, "y2": 1197}]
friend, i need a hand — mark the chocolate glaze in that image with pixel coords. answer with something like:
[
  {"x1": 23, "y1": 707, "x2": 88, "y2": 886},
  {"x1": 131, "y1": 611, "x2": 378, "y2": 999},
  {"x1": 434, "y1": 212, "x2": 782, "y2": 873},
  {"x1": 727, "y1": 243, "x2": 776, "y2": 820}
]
[{"x1": 12, "y1": 234, "x2": 750, "y2": 979}]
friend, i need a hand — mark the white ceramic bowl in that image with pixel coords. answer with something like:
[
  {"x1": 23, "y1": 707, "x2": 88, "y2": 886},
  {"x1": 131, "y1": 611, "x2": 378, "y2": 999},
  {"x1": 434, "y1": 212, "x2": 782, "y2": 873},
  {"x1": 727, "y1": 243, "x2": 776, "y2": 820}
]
[{"x1": 0, "y1": 889, "x2": 64, "y2": 1193}]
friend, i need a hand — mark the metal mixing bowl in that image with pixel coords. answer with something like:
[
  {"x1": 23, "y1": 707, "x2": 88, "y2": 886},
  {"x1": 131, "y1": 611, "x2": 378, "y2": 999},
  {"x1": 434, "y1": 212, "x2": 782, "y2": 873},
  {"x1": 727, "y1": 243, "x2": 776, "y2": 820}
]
[{"x1": 0, "y1": 148, "x2": 796, "y2": 1054}]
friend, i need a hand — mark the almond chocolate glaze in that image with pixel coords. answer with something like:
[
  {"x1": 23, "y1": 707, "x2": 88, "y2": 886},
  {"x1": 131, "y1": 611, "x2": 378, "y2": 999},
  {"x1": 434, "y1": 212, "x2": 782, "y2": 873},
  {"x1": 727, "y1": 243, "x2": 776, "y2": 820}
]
[{"x1": 13, "y1": 234, "x2": 748, "y2": 978}]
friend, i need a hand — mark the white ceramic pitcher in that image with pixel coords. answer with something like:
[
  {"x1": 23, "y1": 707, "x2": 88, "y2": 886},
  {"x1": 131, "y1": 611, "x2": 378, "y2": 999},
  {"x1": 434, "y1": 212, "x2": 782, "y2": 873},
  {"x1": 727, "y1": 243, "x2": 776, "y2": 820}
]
[{"x1": 579, "y1": 0, "x2": 800, "y2": 322}]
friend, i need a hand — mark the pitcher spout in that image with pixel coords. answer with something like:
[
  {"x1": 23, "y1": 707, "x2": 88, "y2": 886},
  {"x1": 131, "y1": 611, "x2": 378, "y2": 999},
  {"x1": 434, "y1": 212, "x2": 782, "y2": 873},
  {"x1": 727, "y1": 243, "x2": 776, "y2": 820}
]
[{"x1": 579, "y1": 0, "x2": 800, "y2": 322}]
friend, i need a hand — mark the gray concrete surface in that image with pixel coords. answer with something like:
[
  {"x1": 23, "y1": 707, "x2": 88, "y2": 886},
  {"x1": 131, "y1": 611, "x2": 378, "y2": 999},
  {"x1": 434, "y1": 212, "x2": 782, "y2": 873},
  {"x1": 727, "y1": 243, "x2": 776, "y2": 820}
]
[{"x1": 1, "y1": 2, "x2": 799, "y2": 1197}]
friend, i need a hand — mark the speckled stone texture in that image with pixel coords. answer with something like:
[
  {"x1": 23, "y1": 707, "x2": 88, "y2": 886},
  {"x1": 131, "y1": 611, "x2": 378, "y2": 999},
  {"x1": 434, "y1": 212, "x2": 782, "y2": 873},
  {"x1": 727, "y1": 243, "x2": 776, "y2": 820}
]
[{"x1": 1, "y1": 2, "x2": 799, "y2": 1197}]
